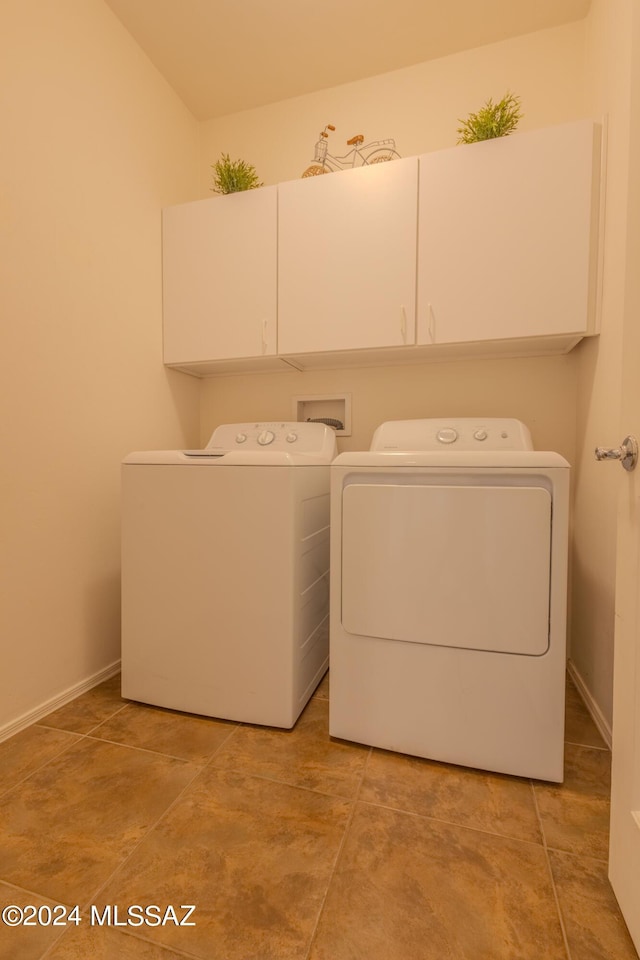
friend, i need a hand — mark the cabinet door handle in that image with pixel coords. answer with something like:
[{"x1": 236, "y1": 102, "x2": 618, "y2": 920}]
[
  {"x1": 427, "y1": 303, "x2": 436, "y2": 344},
  {"x1": 261, "y1": 318, "x2": 268, "y2": 355},
  {"x1": 400, "y1": 306, "x2": 407, "y2": 344}
]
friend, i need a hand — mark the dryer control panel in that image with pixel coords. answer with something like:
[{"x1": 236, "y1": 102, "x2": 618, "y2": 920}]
[{"x1": 370, "y1": 418, "x2": 534, "y2": 452}]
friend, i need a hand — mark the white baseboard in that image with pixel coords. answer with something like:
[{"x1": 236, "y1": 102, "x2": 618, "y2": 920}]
[
  {"x1": 567, "y1": 658, "x2": 613, "y2": 749},
  {"x1": 0, "y1": 661, "x2": 121, "y2": 744}
]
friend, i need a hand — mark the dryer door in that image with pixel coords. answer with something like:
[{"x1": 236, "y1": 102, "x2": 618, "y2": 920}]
[{"x1": 341, "y1": 481, "x2": 552, "y2": 655}]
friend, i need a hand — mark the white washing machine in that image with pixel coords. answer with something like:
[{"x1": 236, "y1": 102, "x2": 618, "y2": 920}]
[
  {"x1": 329, "y1": 418, "x2": 569, "y2": 782},
  {"x1": 121, "y1": 421, "x2": 336, "y2": 727}
]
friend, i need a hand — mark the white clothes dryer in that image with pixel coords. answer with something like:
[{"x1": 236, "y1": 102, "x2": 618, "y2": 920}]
[
  {"x1": 121, "y1": 421, "x2": 336, "y2": 727},
  {"x1": 329, "y1": 418, "x2": 569, "y2": 781}
]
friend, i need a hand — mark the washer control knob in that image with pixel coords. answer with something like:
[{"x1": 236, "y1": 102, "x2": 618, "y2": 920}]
[
  {"x1": 436, "y1": 428, "x2": 458, "y2": 444},
  {"x1": 474, "y1": 429, "x2": 488, "y2": 442},
  {"x1": 286, "y1": 432, "x2": 298, "y2": 443},
  {"x1": 257, "y1": 430, "x2": 275, "y2": 446},
  {"x1": 235, "y1": 433, "x2": 247, "y2": 444}
]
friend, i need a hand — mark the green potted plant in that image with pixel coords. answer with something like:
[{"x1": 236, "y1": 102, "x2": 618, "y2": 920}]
[
  {"x1": 457, "y1": 92, "x2": 523, "y2": 144},
  {"x1": 211, "y1": 153, "x2": 263, "y2": 194}
]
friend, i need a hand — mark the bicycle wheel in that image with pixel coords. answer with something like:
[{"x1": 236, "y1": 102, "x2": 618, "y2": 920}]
[
  {"x1": 302, "y1": 164, "x2": 329, "y2": 178},
  {"x1": 364, "y1": 150, "x2": 400, "y2": 164}
]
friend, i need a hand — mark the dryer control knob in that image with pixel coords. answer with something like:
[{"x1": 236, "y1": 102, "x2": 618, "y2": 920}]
[
  {"x1": 436, "y1": 428, "x2": 458, "y2": 444},
  {"x1": 286, "y1": 432, "x2": 298, "y2": 443},
  {"x1": 474, "y1": 429, "x2": 488, "y2": 441},
  {"x1": 235, "y1": 433, "x2": 247, "y2": 444},
  {"x1": 257, "y1": 430, "x2": 275, "y2": 446}
]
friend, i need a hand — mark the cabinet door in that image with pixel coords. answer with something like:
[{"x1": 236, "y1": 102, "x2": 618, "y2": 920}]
[
  {"x1": 417, "y1": 120, "x2": 601, "y2": 345},
  {"x1": 278, "y1": 159, "x2": 418, "y2": 354},
  {"x1": 162, "y1": 186, "x2": 277, "y2": 363}
]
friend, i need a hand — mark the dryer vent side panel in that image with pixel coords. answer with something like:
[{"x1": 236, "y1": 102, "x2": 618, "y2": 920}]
[{"x1": 340, "y1": 483, "x2": 551, "y2": 655}]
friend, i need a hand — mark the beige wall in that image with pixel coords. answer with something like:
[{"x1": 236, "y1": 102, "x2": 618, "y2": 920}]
[
  {"x1": 569, "y1": 0, "x2": 634, "y2": 730},
  {"x1": 200, "y1": 357, "x2": 578, "y2": 460},
  {"x1": 199, "y1": 21, "x2": 587, "y2": 194},
  {"x1": 0, "y1": 0, "x2": 201, "y2": 734}
]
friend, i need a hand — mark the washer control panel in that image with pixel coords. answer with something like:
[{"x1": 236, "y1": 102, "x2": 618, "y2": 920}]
[
  {"x1": 371, "y1": 418, "x2": 534, "y2": 452},
  {"x1": 202, "y1": 422, "x2": 337, "y2": 460}
]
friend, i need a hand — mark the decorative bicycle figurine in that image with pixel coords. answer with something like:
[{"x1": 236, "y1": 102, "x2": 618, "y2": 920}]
[{"x1": 302, "y1": 124, "x2": 401, "y2": 177}]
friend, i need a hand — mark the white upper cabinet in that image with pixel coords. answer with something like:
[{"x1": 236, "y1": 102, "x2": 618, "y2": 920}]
[
  {"x1": 416, "y1": 120, "x2": 601, "y2": 346},
  {"x1": 161, "y1": 121, "x2": 602, "y2": 375},
  {"x1": 162, "y1": 186, "x2": 277, "y2": 364},
  {"x1": 277, "y1": 158, "x2": 418, "y2": 355}
]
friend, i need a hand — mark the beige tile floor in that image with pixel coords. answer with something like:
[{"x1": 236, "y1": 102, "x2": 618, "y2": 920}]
[{"x1": 0, "y1": 673, "x2": 637, "y2": 960}]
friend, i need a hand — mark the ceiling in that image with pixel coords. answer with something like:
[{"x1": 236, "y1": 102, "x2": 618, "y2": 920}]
[{"x1": 104, "y1": 0, "x2": 591, "y2": 121}]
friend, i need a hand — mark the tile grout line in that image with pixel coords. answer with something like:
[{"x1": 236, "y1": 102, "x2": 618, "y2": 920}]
[
  {"x1": 303, "y1": 745, "x2": 373, "y2": 960},
  {"x1": 201, "y1": 721, "x2": 245, "y2": 770},
  {"x1": 82, "y1": 727, "x2": 239, "y2": 766},
  {"x1": 564, "y1": 738, "x2": 609, "y2": 752},
  {"x1": 76, "y1": 760, "x2": 212, "y2": 916},
  {"x1": 4, "y1": 882, "x2": 80, "y2": 960},
  {"x1": 44, "y1": 699, "x2": 244, "y2": 767},
  {"x1": 2, "y1": 698, "x2": 343, "y2": 910},
  {"x1": 70, "y1": 715, "x2": 247, "y2": 920},
  {"x1": 77, "y1": 695, "x2": 351, "y2": 960},
  {"x1": 544, "y1": 844, "x2": 609, "y2": 865},
  {"x1": 33, "y1": 720, "x2": 243, "y2": 960},
  {"x1": 36, "y1": 921, "x2": 205, "y2": 960},
  {"x1": 68, "y1": 727, "x2": 337, "y2": 957},
  {"x1": 0, "y1": 733, "x2": 84, "y2": 804},
  {"x1": 33, "y1": 683, "x2": 329, "y2": 775},
  {"x1": 203, "y1": 764, "x2": 367, "y2": 803},
  {"x1": 1, "y1": 744, "x2": 204, "y2": 931},
  {"x1": 81, "y1": 699, "x2": 131, "y2": 736},
  {"x1": 2, "y1": 712, "x2": 238, "y2": 805},
  {"x1": 531, "y1": 778, "x2": 573, "y2": 960},
  {"x1": 34, "y1": 925, "x2": 67, "y2": 960},
  {"x1": 0, "y1": 867, "x2": 96, "y2": 960},
  {"x1": 353, "y1": 795, "x2": 555, "y2": 849},
  {"x1": 35, "y1": 698, "x2": 130, "y2": 738}
]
